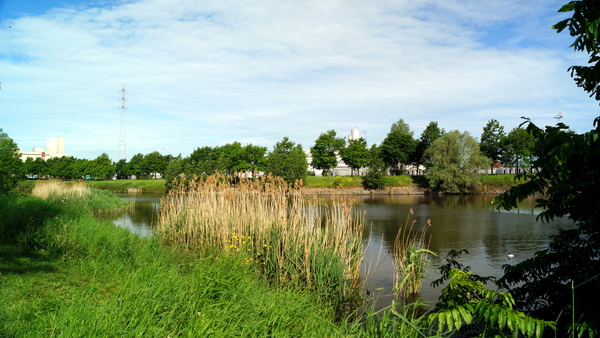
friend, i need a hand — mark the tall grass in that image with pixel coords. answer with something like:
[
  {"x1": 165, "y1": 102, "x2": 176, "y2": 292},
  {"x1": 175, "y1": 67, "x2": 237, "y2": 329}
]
[
  {"x1": 32, "y1": 180, "x2": 130, "y2": 213},
  {"x1": 391, "y1": 208, "x2": 435, "y2": 308},
  {"x1": 158, "y1": 173, "x2": 365, "y2": 315}
]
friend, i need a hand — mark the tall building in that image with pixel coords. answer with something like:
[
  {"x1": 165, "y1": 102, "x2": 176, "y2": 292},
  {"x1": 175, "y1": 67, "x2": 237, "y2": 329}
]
[{"x1": 18, "y1": 137, "x2": 68, "y2": 161}]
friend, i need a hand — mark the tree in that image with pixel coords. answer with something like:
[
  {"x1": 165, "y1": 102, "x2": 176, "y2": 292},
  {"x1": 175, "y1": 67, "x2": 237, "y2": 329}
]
[
  {"x1": 0, "y1": 128, "x2": 23, "y2": 191},
  {"x1": 479, "y1": 119, "x2": 506, "y2": 172},
  {"x1": 265, "y1": 137, "x2": 308, "y2": 184},
  {"x1": 414, "y1": 121, "x2": 446, "y2": 168},
  {"x1": 89, "y1": 153, "x2": 115, "y2": 180},
  {"x1": 114, "y1": 159, "x2": 129, "y2": 179},
  {"x1": 144, "y1": 151, "x2": 167, "y2": 179},
  {"x1": 310, "y1": 130, "x2": 345, "y2": 176},
  {"x1": 362, "y1": 144, "x2": 387, "y2": 190},
  {"x1": 380, "y1": 130, "x2": 417, "y2": 175},
  {"x1": 340, "y1": 138, "x2": 371, "y2": 176},
  {"x1": 390, "y1": 118, "x2": 414, "y2": 137},
  {"x1": 127, "y1": 153, "x2": 148, "y2": 179},
  {"x1": 501, "y1": 127, "x2": 535, "y2": 173},
  {"x1": 424, "y1": 130, "x2": 490, "y2": 193},
  {"x1": 492, "y1": 3, "x2": 600, "y2": 336}
]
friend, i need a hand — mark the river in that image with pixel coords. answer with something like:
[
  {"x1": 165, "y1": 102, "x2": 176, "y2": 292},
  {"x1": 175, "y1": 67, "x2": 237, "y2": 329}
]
[{"x1": 105, "y1": 192, "x2": 575, "y2": 306}]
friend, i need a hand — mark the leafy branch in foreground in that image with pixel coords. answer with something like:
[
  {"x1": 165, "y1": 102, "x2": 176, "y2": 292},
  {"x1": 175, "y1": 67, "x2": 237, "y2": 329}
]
[{"x1": 428, "y1": 269, "x2": 555, "y2": 338}]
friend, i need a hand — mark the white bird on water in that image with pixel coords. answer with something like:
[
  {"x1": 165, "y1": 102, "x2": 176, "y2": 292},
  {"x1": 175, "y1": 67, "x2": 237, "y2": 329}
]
[{"x1": 507, "y1": 253, "x2": 515, "y2": 259}]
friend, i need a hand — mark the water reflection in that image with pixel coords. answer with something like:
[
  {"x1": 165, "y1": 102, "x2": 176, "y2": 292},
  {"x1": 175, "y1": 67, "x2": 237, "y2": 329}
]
[
  {"x1": 107, "y1": 192, "x2": 575, "y2": 305},
  {"x1": 99, "y1": 194, "x2": 162, "y2": 237}
]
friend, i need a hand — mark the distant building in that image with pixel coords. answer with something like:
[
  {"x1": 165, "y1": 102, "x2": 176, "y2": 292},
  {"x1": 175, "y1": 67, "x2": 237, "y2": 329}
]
[
  {"x1": 18, "y1": 137, "x2": 69, "y2": 161},
  {"x1": 307, "y1": 127, "x2": 367, "y2": 176}
]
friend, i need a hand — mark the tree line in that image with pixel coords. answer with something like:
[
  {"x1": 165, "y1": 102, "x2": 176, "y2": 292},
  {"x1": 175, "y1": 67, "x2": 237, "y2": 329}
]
[{"x1": 2, "y1": 116, "x2": 536, "y2": 194}]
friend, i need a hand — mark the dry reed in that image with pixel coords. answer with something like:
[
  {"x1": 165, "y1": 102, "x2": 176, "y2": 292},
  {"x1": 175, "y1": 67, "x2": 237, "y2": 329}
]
[
  {"x1": 32, "y1": 180, "x2": 91, "y2": 200},
  {"x1": 157, "y1": 172, "x2": 365, "y2": 314}
]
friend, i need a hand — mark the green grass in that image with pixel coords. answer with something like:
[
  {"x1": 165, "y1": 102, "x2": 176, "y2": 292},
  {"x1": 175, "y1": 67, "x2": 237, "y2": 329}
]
[
  {"x1": 1, "y1": 185, "x2": 435, "y2": 337},
  {"x1": 0, "y1": 191, "x2": 352, "y2": 337},
  {"x1": 304, "y1": 175, "x2": 418, "y2": 188},
  {"x1": 86, "y1": 179, "x2": 167, "y2": 194}
]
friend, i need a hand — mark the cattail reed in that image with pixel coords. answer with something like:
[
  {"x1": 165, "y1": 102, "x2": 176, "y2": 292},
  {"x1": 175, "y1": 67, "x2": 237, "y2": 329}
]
[{"x1": 157, "y1": 172, "x2": 365, "y2": 316}]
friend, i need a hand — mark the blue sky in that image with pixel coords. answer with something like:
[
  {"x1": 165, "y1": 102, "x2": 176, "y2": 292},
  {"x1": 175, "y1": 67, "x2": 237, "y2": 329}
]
[{"x1": 1, "y1": 0, "x2": 598, "y2": 160}]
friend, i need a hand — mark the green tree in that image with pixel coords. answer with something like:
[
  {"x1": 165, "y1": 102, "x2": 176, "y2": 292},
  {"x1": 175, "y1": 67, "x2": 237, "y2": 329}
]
[
  {"x1": 479, "y1": 119, "x2": 506, "y2": 172},
  {"x1": 390, "y1": 118, "x2": 414, "y2": 137},
  {"x1": 362, "y1": 144, "x2": 387, "y2": 190},
  {"x1": 310, "y1": 130, "x2": 345, "y2": 176},
  {"x1": 266, "y1": 137, "x2": 308, "y2": 184},
  {"x1": 144, "y1": 151, "x2": 167, "y2": 179},
  {"x1": 127, "y1": 153, "x2": 148, "y2": 179},
  {"x1": 414, "y1": 121, "x2": 446, "y2": 168},
  {"x1": 89, "y1": 153, "x2": 115, "y2": 180},
  {"x1": 380, "y1": 130, "x2": 417, "y2": 175},
  {"x1": 424, "y1": 130, "x2": 490, "y2": 193},
  {"x1": 0, "y1": 128, "x2": 23, "y2": 191},
  {"x1": 340, "y1": 138, "x2": 371, "y2": 176},
  {"x1": 501, "y1": 127, "x2": 535, "y2": 173},
  {"x1": 114, "y1": 159, "x2": 129, "y2": 179},
  {"x1": 493, "y1": 2, "x2": 600, "y2": 336}
]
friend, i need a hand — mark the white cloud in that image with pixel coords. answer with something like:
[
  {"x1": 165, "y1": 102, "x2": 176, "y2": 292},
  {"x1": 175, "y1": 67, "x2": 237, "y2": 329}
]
[{"x1": 0, "y1": 0, "x2": 597, "y2": 160}]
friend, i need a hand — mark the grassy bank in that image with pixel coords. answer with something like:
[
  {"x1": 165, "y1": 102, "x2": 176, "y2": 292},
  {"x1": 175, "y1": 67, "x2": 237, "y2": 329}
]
[{"x1": 0, "y1": 182, "x2": 354, "y2": 337}]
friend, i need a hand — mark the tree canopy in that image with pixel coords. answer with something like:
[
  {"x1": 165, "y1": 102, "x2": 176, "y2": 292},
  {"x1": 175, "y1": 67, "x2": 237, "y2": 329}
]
[
  {"x1": 424, "y1": 130, "x2": 490, "y2": 193},
  {"x1": 479, "y1": 119, "x2": 506, "y2": 164},
  {"x1": 310, "y1": 130, "x2": 345, "y2": 176},
  {"x1": 492, "y1": 2, "x2": 600, "y2": 336},
  {"x1": 266, "y1": 137, "x2": 308, "y2": 184},
  {"x1": 340, "y1": 138, "x2": 370, "y2": 176},
  {"x1": 380, "y1": 130, "x2": 417, "y2": 175},
  {"x1": 0, "y1": 129, "x2": 22, "y2": 191},
  {"x1": 414, "y1": 121, "x2": 446, "y2": 167}
]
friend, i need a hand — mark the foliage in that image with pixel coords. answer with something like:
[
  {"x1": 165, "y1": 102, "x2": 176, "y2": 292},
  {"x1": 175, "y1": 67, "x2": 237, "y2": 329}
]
[
  {"x1": 493, "y1": 118, "x2": 600, "y2": 336},
  {"x1": 362, "y1": 145, "x2": 388, "y2": 190},
  {"x1": 391, "y1": 210, "x2": 435, "y2": 305},
  {"x1": 310, "y1": 130, "x2": 345, "y2": 176},
  {"x1": 340, "y1": 138, "x2": 371, "y2": 176},
  {"x1": 380, "y1": 130, "x2": 417, "y2": 175},
  {"x1": 265, "y1": 136, "x2": 308, "y2": 184},
  {"x1": 428, "y1": 269, "x2": 555, "y2": 338},
  {"x1": 0, "y1": 128, "x2": 22, "y2": 191},
  {"x1": 390, "y1": 118, "x2": 414, "y2": 137},
  {"x1": 424, "y1": 130, "x2": 491, "y2": 193},
  {"x1": 480, "y1": 119, "x2": 506, "y2": 167},
  {"x1": 501, "y1": 127, "x2": 536, "y2": 171},
  {"x1": 89, "y1": 153, "x2": 115, "y2": 180},
  {"x1": 127, "y1": 153, "x2": 148, "y2": 178},
  {"x1": 414, "y1": 121, "x2": 446, "y2": 168},
  {"x1": 552, "y1": 0, "x2": 600, "y2": 102}
]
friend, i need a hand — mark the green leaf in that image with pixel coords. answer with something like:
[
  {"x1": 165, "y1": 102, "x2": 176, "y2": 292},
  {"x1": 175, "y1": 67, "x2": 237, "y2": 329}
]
[
  {"x1": 553, "y1": 19, "x2": 570, "y2": 32},
  {"x1": 457, "y1": 305, "x2": 473, "y2": 324}
]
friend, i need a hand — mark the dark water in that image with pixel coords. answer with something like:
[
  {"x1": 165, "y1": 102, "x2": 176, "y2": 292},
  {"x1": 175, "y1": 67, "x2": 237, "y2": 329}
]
[{"x1": 105, "y1": 193, "x2": 575, "y2": 304}]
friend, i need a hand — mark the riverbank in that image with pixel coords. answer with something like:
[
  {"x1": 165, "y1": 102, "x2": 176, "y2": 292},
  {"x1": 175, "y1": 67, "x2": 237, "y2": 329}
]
[
  {"x1": 0, "y1": 183, "x2": 368, "y2": 336},
  {"x1": 17, "y1": 174, "x2": 522, "y2": 195}
]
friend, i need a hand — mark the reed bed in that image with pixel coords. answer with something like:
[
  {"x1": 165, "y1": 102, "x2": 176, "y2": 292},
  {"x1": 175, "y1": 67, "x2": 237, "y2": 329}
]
[
  {"x1": 157, "y1": 173, "x2": 365, "y2": 315},
  {"x1": 31, "y1": 180, "x2": 130, "y2": 214},
  {"x1": 32, "y1": 180, "x2": 91, "y2": 199},
  {"x1": 391, "y1": 208, "x2": 435, "y2": 307}
]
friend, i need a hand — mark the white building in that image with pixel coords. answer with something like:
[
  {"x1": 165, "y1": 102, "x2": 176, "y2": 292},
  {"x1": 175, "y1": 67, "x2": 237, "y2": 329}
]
[
  {"x1": 307, "y1": 127, "x2": 367, "y2": 176},
  {"x1": 19, "y1": 137, "x2": 69, "y2": 161}
]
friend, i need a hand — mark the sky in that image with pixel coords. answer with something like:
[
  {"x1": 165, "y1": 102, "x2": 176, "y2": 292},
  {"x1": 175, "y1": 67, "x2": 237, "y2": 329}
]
[{"x1": 1, "y1": 0, "x2": 599, "y2": 160}]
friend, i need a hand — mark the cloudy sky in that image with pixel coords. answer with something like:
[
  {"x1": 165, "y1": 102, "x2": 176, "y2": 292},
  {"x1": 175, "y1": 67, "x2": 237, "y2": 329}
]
[{"x1": 1, "y1": 0, "x2": 598, "y2": 160}]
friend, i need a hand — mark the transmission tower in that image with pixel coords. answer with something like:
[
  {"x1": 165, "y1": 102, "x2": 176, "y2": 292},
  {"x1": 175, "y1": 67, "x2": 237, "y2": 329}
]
[{"x1": 118, "y1": 85, "x2": 128, "y2": 161}]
